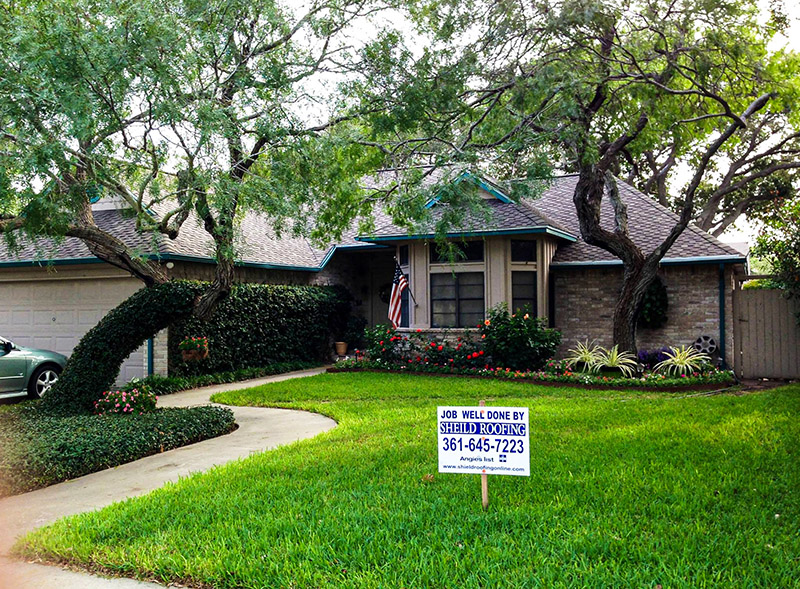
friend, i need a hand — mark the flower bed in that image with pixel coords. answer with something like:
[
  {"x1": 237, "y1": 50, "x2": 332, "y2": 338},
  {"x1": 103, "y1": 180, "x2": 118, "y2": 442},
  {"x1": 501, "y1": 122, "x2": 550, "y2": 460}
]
[{"x1": 331, "y1": 358, "x2": 735, "y2": 390}]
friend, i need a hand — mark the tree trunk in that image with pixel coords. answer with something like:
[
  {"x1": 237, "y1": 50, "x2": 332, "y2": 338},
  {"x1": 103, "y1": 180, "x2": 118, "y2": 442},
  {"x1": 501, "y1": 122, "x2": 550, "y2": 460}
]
[{"x1": 612, "y1": 259, "x2": 660, "y2": 353}]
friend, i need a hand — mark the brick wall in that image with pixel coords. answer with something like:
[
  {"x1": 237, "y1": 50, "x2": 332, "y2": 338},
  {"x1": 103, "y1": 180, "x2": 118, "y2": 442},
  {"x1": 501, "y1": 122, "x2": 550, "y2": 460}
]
[{"x1": 552, "y1": 264, "x2": 737, "y2": 366}]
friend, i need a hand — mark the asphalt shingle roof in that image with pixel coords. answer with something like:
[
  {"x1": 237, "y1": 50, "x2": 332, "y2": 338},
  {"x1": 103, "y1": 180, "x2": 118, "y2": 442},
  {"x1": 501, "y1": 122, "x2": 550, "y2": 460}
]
[
  {"x1": 526, "y1": 176, "x2": 743, "y2": 264},
  {"x1": 0, "y1": 175, "x2": 743, "y2": 269}
]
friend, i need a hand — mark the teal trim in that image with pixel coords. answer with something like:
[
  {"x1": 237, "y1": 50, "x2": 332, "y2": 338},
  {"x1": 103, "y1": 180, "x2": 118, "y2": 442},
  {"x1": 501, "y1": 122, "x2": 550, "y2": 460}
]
[
  {"x1": 0, "y1": 257, "x2": 106, "y2": 268},
  {"x1": 424, "y1": 170, "x2": 514, "y2": 209},
  {"x1": 718, "y1": 263, "x2": 726, "y2": 369},
  {"x1": 550, "y1": 255, "x2": 747, "y2": 268},
  {"x1": 356, "y1": 226, "x2": 577, "y2": 243},
  {"x1": 147, "y1": 338, "x2": 154, "y2": 377},
  {"x1": 0, "y1": 243, "x2": 389, "y2": 272}
]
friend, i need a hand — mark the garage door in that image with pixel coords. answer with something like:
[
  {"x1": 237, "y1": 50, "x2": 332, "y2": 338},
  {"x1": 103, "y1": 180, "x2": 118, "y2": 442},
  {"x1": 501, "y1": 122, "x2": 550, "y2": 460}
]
[{"x1": 0, "y1": 276, "x2": 146, "y2": 385}]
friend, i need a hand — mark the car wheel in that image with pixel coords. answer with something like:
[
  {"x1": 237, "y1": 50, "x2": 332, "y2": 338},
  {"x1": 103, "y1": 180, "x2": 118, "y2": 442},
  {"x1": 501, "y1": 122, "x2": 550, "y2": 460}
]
[{"x1": 28, "y1": 365, "x2": 62, "y2": 399}]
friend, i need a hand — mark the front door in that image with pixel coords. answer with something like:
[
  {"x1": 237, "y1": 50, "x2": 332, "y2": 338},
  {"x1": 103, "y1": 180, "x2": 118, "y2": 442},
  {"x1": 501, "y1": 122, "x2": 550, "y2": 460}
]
[{"x1": 0, "y1": 346, "x2": 27, "y2": 393}]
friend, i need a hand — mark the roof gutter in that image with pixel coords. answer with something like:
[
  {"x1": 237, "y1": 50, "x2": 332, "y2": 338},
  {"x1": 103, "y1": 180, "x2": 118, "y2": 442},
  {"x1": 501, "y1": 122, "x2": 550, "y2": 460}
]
[{"x1": 0, "y1": 243, "x2": 388, "y2": 272}]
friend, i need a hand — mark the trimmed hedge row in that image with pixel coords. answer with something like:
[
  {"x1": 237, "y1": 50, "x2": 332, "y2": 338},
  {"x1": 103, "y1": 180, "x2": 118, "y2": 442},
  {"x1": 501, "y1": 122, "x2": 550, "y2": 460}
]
[
  {"x1": 171, "y1": 284, "x2": 350, "y2": 376},
  {"x1": 0, "y1": 405, "x2": 236, "y2": 497},
  {"x1": 124, "y1": 361, "x2": 322, "y2": 396}
]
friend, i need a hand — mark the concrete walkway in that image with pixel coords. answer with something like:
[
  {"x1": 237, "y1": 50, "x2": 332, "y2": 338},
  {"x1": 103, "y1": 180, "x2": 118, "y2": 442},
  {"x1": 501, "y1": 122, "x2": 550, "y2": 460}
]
[{"x1": 0, "y1": 367, "x2": 334, "y2": 589}]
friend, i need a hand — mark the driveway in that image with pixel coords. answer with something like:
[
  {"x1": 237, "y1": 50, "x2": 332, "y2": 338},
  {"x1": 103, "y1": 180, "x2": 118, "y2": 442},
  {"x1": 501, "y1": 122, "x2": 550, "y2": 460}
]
[{"x1": 0, "y1": 367, "x2": 334, "y2": 588}]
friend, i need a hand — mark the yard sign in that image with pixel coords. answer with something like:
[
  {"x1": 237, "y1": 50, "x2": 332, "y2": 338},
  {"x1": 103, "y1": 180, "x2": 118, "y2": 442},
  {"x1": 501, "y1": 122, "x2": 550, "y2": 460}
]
[{"x1": 437, "y1": 405, "x2": 530, "y2": 479}]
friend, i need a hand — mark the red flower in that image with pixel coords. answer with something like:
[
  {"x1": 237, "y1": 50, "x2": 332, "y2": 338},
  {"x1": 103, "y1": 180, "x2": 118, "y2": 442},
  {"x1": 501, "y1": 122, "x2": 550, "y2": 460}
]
[
  {"x1": 479, "y1": 350, "x2": 484, "y2": 356},
  {"x1": 437, "y1": 345, "x2": 443, "y2": 351}
]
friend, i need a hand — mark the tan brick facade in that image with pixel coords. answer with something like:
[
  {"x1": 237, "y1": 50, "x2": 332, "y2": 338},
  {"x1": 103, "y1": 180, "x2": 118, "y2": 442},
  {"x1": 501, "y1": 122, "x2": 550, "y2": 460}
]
[{"x1": 552, "y1": 264, "x2": 739, "y2": 366}]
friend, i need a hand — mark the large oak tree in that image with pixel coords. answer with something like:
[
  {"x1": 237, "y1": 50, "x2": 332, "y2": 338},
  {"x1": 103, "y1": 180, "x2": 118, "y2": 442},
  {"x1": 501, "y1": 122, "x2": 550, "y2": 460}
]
[{"x1": 355, "y1": 0, "x2": 799, "y2": 351}]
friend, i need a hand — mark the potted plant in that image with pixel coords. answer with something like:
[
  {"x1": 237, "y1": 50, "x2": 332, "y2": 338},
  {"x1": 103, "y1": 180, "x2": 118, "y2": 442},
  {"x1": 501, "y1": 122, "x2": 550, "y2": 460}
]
[
  {"x1": 335, "y1": 315, "x2": 368, "y2": 356},
  {"x1": 179, "y1": 336, "x2": 209, "y2": 361}
]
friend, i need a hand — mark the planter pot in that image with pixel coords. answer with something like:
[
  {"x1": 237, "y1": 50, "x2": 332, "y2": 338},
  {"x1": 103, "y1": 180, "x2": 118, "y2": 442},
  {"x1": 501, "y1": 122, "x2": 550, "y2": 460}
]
[
  {"x1": 334, "y1": 341, "x2": 348, "y2": 356},
  {"x1": 182, "y1": 348, "x2": 209, "y2": 362}
]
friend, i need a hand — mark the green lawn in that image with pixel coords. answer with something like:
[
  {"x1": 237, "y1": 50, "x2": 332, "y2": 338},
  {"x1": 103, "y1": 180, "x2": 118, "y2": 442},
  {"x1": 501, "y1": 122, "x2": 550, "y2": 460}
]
[{"x1": 17, "y1": 373, "x2": 800, "y2": 588}]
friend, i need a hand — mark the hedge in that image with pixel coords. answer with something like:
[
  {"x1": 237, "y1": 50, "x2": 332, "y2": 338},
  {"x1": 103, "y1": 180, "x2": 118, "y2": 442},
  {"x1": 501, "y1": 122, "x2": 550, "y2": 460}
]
[
  {"x1": 0, "y1": 405, "x2": 236, "y2": 497},
  {"x1": 44, "y1": 281, "x2": 204, "y2": 414},
  {"x1": 170, "y1": 284, "x2": 351, "y2": 376},
  {"x1": 123, "y1": 361, "x2": 322, "y2": 396}
]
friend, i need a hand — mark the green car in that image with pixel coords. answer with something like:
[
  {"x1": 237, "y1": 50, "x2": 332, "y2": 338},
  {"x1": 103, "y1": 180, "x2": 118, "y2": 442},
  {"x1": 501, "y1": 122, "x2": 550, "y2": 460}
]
[{"x1": 0, "y1": 336, "x2": 67, "y2": 400}]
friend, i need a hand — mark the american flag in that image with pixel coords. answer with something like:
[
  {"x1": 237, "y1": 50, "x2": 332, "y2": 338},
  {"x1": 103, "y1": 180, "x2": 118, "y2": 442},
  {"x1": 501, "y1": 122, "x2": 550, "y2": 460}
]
[{"x1": 388, "y1": 261, "x2": 409, "y2": 328}]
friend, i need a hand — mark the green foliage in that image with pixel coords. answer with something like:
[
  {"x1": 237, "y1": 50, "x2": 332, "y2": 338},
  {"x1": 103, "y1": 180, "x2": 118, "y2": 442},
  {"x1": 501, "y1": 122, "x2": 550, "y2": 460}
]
[
  {"x1": 752, "y1": 197, "x2": 800, "y2": 323},
  {"x1": 20, "y1": 374, "x2": 798, "y2": 587},
  {"x1": 479, "y1": 304, "x2": 561, "y2": 371},
  {"x1": 43, "y1": 281, "x2": 204, "y2": 415},
  {"x1": 594, "y1": 345, "x2": 639, "y2": 377},
  {"x1": 564, "y1": 340, "x2": 602, "y2": 372},
  {"x1": 122, "y1": 362, "x2": 321, "y2": 397},
  {"x1": 178, "y1": 337, "x2": 209, "y2": 352},
  {"x1": 170, "y1": 284, "x2": 351, "y2": 375},
  {"x1": 333, "y1": 359, "x2": 734, "y2": 388},
  {"x1": 638, "y1": 276, "x2": 668, "y2": 329},
  {"x1": 654, "y1": 345, "x2": 712, "y2": 376},
  {"x1": 94, "y1": 387, "x2": 157, "y2": 416},
  {"x1": 0, "y1": 405, "x2": 235, "y2": 497},
  {"x1": 0, "y1": 0, "x2": 392, "y2": 250}
]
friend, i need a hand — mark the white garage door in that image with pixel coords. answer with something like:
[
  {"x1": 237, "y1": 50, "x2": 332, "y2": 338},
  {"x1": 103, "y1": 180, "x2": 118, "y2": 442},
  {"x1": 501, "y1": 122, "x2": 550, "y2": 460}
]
[{"x1": 0, "y1": 276, "x2": 147, "y2": 385}]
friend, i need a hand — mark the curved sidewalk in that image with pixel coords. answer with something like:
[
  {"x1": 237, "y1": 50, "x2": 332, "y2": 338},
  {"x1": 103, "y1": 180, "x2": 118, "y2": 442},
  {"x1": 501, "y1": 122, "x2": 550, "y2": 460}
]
[{"x1": 0, "y1": 367, "x2": 334, "y2": 589}]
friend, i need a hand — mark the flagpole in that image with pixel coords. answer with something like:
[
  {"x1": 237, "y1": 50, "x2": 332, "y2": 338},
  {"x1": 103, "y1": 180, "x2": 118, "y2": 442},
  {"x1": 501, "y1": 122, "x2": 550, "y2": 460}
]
[{"x1": 394, "y1": 257, "x2": 418, "y2": 305}]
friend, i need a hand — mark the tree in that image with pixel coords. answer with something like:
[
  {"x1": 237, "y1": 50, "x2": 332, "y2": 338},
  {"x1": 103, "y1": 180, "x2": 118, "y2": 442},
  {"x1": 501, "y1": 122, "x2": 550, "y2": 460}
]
[
  {"x1": 627, "y1": 107, "x2": 800, "y2": 237},
  {"x1": 751, "y1": 197, "x2": 800, "y2": 322},
  {"x1": 355, "y1": 0, "x2": 797, "y2": 351},
  {"x1": 0, "y1": 0, "x2": 389, "y2": 409}
]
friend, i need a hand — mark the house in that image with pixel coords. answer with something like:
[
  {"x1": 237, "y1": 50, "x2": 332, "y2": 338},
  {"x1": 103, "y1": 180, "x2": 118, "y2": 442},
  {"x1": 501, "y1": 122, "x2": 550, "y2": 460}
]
[{"x1": 0, "y1": 173, "x2": 746, "y2": 381}]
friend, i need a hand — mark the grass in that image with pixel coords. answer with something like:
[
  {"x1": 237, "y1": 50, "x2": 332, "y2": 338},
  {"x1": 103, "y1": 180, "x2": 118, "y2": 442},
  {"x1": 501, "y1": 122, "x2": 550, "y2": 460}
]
[{"x1": 17, "y1": 373, "x2": 800, "y2": 588}]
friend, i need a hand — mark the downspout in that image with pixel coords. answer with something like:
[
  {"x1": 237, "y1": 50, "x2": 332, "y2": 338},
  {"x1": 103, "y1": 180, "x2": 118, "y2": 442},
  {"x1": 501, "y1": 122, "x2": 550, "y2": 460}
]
[
  {"x1": 147, "y1": 338, "x2": 155, "y2": 377},
  {"x1": 718, "y1": 263, "x2": 726, "y2": 369}
]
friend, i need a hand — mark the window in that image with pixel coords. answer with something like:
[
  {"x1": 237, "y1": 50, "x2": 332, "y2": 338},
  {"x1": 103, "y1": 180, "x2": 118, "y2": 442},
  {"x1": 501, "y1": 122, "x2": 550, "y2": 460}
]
[
  {"x1": 511, "y1": 271, "x2": 537, "y2": 314},
  {"x1": 430, "y1": 272, "x2": 485, "y2": 327},
  {"x1": 400, "y1": 283, "x2": 409, "y2": 328},
  {"x1": 398, "y1": 245, "x2": 409, "y2": 266},
  {"x1": 430, "y1": 241, "x2": 484, "y2": 263},
  {"x1": 510, "y1": 240, "x2": 537, "y2": 262}
]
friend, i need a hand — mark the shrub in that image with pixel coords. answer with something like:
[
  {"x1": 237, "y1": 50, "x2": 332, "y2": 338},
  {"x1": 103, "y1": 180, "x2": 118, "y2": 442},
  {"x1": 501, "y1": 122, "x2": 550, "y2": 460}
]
[
  {"x1": 654, "y1": 345, "x2": 711, "y2": 376},
  {"x1": 43, "y1": 281, "x2": 204, "y2": 415},
  {"x1": 95, "y1": 387, "x2": 157, "y2": 415},
  {"x1": 478, "y1": 304, "x2": 561, "y2": 371},
  {"x1": 0, "y1": 405, "x2": 236, "y2": 497},
  {"x1": 171, "y1": 284, "x2": 351, "y2": 376},
  {"x1": 637, "y1": 347, "x2": 671, "y2": 369}
]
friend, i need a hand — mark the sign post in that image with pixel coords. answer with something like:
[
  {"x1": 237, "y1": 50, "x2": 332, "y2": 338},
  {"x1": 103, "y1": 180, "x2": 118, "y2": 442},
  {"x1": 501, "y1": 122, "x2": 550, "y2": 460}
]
[
  {"x1": 437, "y1": 403, "x2": 530, "y2": 509},
  {"x1": 479, "y1": 400, "x2": 489, "y2": 509}
]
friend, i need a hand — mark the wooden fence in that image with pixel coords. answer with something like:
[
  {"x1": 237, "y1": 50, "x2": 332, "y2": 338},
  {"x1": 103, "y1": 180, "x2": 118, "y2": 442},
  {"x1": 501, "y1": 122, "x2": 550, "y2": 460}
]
[{"x1": 733, "y1": 276, "x2": 800, "y2": 380}]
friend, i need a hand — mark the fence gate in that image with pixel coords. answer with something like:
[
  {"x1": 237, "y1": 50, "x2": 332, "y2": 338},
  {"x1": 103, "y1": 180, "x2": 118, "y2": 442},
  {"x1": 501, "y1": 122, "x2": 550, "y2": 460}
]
[{"x1": 733, "y1": 275, "x2": 800, "y2": 379}]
